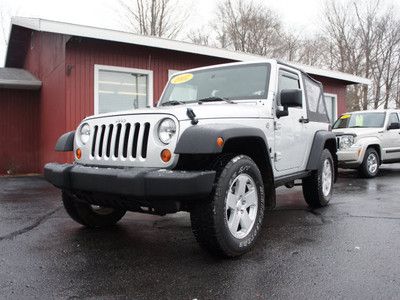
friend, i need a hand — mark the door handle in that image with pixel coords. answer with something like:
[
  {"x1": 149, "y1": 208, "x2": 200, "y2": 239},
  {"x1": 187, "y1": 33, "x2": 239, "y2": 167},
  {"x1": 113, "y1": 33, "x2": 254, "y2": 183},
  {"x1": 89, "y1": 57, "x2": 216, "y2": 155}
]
[{"x1": 299, "y1": 117, "x2": 309, "y2": 124}]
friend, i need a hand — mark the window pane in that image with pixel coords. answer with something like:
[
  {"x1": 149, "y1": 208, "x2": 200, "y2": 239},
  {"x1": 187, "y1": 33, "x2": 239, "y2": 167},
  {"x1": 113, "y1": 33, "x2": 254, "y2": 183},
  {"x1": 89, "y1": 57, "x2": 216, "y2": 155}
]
[
  {"x1": 161, "y1": 64, "x2": 270, "y2": 103},
  {"x1": 278, "y1": 72, "x2": 299, "y2": 92},
  {"x1": 389, "y1": 113, "x2": 399, "y2": 124},
  {"x1": 98, "y1": 69, "x2": 148, "y2": 114}
]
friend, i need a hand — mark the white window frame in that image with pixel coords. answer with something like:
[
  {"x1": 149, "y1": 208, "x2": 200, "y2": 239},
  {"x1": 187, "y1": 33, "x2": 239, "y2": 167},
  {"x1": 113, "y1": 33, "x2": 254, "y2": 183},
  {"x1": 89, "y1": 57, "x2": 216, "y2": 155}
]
[
  {"x1": 94, "y1": 64, "x2": 153, "y2": 114},
  {"x1": 324, "y1": 93, "x2": 338, "y2": 122}
]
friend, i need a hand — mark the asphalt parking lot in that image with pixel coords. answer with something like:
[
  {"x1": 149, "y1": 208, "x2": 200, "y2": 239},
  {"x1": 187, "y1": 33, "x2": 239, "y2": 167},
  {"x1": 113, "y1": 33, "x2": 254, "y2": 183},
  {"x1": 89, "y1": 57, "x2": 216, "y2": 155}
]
[{"x1": 1, "y1": 165, "x2": 400, "y2": 299}]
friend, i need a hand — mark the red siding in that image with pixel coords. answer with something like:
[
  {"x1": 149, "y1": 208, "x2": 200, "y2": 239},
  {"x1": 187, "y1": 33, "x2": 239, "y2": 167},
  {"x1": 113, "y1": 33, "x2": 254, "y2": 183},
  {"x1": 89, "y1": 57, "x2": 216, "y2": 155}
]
[
  {"x1": 313, "y1": 75, "x2": 348, "y2": 116},
  {"x1": 23, "y1": 32, "x2": 69, "y2": 169},
  {"x1": 0, "y1": 89, "x2": 40, "y2": 174},
  {"x1": 65, "y1": 38, "x2": 231, "y2": 131}
]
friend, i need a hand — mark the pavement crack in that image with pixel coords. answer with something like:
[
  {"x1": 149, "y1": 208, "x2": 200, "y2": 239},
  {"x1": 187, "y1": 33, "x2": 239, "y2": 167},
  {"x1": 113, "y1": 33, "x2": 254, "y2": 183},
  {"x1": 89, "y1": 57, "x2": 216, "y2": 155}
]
[
  {"x1": 345, "y1": 214, "x2": 400, "y2": 220},
  {"x1": 0, "y1": 206, "x2": 62, "y2": 242}
]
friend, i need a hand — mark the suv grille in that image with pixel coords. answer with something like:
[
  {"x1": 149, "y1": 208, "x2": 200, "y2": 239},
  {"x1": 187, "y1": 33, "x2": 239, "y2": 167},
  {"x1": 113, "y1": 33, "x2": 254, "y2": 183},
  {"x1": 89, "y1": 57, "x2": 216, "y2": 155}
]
[{"x1": 91, "y1": 122, "x2": 151, "y2": 159}]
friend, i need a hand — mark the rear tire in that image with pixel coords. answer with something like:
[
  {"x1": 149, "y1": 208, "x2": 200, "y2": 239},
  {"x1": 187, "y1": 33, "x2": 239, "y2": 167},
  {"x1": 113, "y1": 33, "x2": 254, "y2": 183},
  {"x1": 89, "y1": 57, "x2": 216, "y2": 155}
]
[
  {"x1": 62, "y1": 191, "x2": 126, "y2": 228},
  {"x1": 358, "y1": 148, "x2": 379, "y2": 178},
  {"x1": 190, "y1": 155, "x2": 266, "y2": 257},
  {"x1": 302, "y1": 149, "x2": 334, "y2": 209}
]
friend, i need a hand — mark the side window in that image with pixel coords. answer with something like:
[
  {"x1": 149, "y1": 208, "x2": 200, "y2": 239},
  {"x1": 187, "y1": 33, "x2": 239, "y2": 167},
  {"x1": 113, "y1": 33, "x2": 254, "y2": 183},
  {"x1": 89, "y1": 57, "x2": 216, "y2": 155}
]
[
  {"x1": 389, "y1": 113, "x2": 399, "y2": 124},
  {"x1": 303, "y1": 75, "x2": 329, "y2": 123},
  {"x1": 278, "y1": 70, "x2": 301, "y2": 107}
]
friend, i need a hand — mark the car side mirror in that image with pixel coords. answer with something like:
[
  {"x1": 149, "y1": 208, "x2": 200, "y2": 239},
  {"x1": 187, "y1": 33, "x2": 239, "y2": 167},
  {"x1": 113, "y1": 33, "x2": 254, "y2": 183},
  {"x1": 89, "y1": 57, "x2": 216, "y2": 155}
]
[
  {"x1": 281, "y1": 89, "x2": 302, "y2": 107},
  {"x1": 276, "y1": 89, "x2": 302, "y2": 118},
  {"x1": 387, "y1": 122, "x2": 400, "y2": 130}
]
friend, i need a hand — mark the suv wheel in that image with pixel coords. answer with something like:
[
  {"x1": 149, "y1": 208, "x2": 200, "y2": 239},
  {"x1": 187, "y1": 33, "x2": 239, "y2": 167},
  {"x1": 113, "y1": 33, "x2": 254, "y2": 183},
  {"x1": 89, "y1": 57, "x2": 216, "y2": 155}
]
[
  {"x1": 358, "y1": 148, "x2": 379, "y2": 178},
  {"x1": 190, "y1": 155, "x2": 265, "y2": 257},
  {"x1": 302, "y1": 149, "x2": 334, "y2": 208},
  {"x1": 62, "y1": 191, "x2": 126, "y2": 228}
]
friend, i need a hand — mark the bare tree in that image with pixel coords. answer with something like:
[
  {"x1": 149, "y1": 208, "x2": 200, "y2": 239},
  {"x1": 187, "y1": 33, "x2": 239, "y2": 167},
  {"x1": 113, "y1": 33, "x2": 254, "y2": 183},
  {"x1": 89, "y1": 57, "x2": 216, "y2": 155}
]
[
  {"x1": 212, "y1": 0, "x2": 283, "y2": 56},
  {"x1": 187, "y1": 29, "x2": 211, "y2": 46},
  {"x1": 119, "y1": 0, "x2": 190, "y2": 38}
]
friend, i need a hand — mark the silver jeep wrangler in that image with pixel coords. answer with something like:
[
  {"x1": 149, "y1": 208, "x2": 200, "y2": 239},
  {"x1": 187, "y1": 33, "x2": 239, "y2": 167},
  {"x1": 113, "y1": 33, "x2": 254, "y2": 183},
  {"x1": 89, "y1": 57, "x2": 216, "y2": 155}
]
[{"x1": 45, "y1": 60, "x2": 337, "y2": 257}]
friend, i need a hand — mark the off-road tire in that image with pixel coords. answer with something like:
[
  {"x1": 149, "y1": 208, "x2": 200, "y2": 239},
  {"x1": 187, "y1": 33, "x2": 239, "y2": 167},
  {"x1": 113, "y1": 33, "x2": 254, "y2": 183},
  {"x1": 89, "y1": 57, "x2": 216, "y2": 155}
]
[
  {"x1": 358, "y1": 148, "x2": 380, "y2": 178},
  {"x1": 62, "y1": 191, "x2": 126, "y2": 228},
  {"x1": 190, "y1": 154, "x2": 266, "y2": 257},
  {"x1": 302, "y1": 149, "x2": 334, "y2": 209}
]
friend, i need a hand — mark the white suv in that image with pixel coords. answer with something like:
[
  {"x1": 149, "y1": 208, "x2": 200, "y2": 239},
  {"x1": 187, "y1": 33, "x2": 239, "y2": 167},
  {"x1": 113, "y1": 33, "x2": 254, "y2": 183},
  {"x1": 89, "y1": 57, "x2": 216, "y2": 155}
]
[
  {"x1": 333, "y1": 109, "x2": 400, "y2": 177},
  {"x1": 45, "y1": 60, "x2": 337, "y2": 257}
]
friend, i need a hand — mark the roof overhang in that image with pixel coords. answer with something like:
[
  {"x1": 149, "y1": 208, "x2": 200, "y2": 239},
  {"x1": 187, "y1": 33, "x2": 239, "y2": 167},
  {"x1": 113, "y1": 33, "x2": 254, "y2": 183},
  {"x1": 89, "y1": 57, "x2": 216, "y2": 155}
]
[
  {"x1": 0, "y1": 68, "x2": 42, "y2": 90},
  {"x1": 7, "y1": 17, "x2": 371, "y2": 85}
]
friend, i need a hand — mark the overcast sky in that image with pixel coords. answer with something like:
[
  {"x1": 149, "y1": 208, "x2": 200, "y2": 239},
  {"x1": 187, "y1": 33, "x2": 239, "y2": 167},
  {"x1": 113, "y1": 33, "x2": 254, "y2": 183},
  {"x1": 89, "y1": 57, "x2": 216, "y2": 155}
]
[{"x1": 0, "y1": 0, "x2": 397, "y2": 66}]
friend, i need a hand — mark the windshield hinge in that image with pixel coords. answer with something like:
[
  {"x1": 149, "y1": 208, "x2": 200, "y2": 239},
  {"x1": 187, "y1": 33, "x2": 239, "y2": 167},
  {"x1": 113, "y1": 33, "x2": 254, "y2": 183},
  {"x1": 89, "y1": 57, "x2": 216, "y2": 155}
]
[{"x1": 186, "y1": 108, "x2": 198, "y2": 125}]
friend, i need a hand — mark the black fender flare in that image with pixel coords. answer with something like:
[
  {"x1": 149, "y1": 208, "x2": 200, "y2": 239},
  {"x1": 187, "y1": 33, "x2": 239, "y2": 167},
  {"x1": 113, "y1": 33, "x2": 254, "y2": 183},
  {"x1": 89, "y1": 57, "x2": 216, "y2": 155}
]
[
  {"x1": 175, "y1": 124, "x2": 276, "y2": 209},
  {"x1": 306, "y1": 130, "x2": 338, "y2": 177},
  {"x1": 175, "y1": 124, "x2": 269, "y2": 154},
  {"x1": 55, "y1": 131, "x2": 75, "y2": 151}
]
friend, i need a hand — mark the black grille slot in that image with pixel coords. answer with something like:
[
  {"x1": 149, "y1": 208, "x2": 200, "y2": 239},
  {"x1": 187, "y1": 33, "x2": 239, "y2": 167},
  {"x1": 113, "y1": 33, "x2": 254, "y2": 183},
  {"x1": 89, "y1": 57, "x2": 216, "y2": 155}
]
[
  {"x1": 98, "y1": 125, "x2": 106, "y2": 157},
  {"x1": 114, "y1": 124, "x2": 122, "y2": 157},
  {"x1": 141, "y1": 122, "x2": 150, "y2": 158},
  {"x1": 106, "y1": 124, "x2": 114, "y2": 157},
  {"x1": 132, "y1": 123, "x2": 140, "y2": 158},
  {"x1": 122, "y1": 123, "x2": 131, "y2": 158},
  {"x1": 91, "y1": 125, "x2": 98, "y2": 157}
]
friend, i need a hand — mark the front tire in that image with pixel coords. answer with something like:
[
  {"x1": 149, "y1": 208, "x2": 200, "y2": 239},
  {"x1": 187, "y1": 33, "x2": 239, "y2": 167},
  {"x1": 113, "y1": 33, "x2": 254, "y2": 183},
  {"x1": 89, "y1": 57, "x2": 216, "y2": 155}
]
[
  {"x1": 358, "y1": 148, "x2": 379, "y2": 178},
  {"x1": 302, "y1": 149, "x2": 334, "y2": 209},
  {"x1": 190, "y1": 155, "x2": 266, "y2": 257},
  {"x1": 62, "y1": 191, "x2": 126, "y2": 228}
]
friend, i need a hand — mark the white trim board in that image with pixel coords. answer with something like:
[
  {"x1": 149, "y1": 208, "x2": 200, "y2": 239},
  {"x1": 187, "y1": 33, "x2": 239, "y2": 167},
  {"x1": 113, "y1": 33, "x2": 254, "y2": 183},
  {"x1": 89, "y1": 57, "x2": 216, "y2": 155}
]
[{"x1": 9, "y1": 17, "x2": 372, "y2": 85}]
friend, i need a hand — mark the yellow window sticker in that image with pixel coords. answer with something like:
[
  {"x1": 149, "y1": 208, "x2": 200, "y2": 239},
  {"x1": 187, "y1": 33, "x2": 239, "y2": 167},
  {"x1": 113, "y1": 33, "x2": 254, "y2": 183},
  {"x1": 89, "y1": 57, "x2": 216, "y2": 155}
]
[
  {"x1": 171, "y1": 73, "x2": 193, "y2": 84},
  {"x1": 340, "y1": 114, "x2": 351, "y2": 119}
]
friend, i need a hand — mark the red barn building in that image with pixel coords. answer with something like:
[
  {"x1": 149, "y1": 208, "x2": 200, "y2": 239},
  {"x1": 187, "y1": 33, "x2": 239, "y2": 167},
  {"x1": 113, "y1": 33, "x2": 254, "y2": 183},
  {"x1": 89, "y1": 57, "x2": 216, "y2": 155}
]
[{"x1": 0, "y1": 17, "x2": 371, "y2": 175}]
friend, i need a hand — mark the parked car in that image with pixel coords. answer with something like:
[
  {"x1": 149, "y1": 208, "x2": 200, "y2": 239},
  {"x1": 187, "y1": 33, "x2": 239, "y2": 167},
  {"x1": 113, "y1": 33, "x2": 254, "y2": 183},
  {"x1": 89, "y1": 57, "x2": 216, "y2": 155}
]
[
  {"x1": 44, "y1": 60, "x2": 337, "y2": 257},
  {"x1": 333, "y1": 109, "x2": 400, "y2": 177}
]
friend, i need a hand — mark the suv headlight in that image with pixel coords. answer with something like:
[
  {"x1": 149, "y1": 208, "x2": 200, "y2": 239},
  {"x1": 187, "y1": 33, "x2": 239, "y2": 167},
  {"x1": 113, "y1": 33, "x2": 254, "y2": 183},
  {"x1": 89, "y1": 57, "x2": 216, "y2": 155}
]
[
  {"x1": 79, "y1": 123, "x2": 91, "y2": 145},
  {"x1": 158, "y1": 118, "x2": 176, "y2": 144},
  {"x1": 339, "y1": 135, "x2": 355, "y2": 150}
]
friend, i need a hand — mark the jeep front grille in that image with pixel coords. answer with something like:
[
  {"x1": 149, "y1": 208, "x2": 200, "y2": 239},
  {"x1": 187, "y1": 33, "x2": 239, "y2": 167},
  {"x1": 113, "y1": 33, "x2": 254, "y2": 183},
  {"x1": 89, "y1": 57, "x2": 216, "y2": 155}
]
[{"x1": 91, "y1": 122, "x2": 151, "y2": 160}]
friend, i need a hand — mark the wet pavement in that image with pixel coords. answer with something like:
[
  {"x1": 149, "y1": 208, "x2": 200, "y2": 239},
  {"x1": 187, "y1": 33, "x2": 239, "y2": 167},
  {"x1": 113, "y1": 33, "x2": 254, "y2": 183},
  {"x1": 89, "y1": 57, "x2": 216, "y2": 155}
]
[{"x1": 0, "y1": 165, "x2": 400, "y2": 299}]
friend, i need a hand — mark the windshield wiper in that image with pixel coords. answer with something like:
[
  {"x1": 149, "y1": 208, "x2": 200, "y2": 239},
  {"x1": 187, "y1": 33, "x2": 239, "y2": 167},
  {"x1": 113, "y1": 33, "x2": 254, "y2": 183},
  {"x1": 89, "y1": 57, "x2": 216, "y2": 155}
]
[
  {"x1": 161, "y1": 100, "x2": 186, "y2": 106},
  {"x1": 197, "y1": 97, "x2": 234, "y2": 104}
]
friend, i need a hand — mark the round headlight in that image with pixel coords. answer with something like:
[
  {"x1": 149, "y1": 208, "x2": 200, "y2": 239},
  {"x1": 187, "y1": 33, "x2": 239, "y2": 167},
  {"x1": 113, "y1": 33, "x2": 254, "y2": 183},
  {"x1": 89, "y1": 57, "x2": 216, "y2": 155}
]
[
  {"x1": 79, "y1": 123, "x2": 91, "y2": 145},
  {"x1": 339, "y1": 135, "x2": 355, "y2": 150},
  {"x1": 158, "y1": 118, "x2": 176, "y2": 144}
]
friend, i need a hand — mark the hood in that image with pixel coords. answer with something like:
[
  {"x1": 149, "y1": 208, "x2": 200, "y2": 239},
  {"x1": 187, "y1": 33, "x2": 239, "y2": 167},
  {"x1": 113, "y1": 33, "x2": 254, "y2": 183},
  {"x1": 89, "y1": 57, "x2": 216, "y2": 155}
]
[
  {"x1": 85, "y1": 102, "x2": 262, "y2": 122},
  {"x1": 333, "y1": 127, "x2": 383, "y2": 138}
]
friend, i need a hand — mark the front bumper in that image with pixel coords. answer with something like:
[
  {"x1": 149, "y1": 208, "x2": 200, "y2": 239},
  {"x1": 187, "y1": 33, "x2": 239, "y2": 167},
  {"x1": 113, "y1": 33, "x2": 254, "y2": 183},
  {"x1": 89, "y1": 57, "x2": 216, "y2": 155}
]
[
  {"x1": 44, "y1": 163, "x2": 216, "y2": 199},
  {"x1": 337, "y1": 147, "x2": 364, "y2": 168}
]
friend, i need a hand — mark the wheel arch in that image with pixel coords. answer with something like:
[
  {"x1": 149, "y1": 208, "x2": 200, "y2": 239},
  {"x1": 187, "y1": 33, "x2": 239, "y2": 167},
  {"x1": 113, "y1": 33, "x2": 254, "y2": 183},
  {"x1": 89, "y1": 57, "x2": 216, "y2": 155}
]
[
  {"x1": 306, "y1": 130, "x2": 338, "y2": 179},
  {"x1": 175, "y1": 124, "x2": 276, "y2": 209},
  {"x1": 366, "y1": 144, "x2": 382, "y2": 160}
]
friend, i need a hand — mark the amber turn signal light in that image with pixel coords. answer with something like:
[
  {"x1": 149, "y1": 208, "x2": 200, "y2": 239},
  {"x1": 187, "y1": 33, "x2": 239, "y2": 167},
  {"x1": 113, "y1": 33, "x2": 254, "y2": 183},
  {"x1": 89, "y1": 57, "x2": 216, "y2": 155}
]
[
  {"x1": 76, "y1": 148, "x2": 82, "y2": 159},
  {"x1": 216, "y1": 137, "x2": 224, "y2": 148},
  {"x1": 161, "y1": 149, "x2": 172, "y2": 162}
]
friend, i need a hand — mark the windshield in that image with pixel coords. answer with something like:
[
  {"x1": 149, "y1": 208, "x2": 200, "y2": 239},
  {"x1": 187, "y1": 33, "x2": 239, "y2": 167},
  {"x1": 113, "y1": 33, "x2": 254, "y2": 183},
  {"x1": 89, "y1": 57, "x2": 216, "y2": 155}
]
[
  {"x1": 333, "y1": 112, "x2": 386, "y2": 129},
  {"x1": 159, "y1": 63, "x2": 270, "y2": 105}
]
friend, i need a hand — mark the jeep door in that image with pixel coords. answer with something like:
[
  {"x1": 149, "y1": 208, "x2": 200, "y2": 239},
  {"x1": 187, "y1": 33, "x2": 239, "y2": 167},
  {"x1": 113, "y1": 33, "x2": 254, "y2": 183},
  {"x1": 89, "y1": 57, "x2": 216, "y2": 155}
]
[
  {"x1": 382, "y1": 112, "x2": 400, "y2": 161},
  {"x1": 274, "y1": 67, "x2": 309, "y2": 173}
]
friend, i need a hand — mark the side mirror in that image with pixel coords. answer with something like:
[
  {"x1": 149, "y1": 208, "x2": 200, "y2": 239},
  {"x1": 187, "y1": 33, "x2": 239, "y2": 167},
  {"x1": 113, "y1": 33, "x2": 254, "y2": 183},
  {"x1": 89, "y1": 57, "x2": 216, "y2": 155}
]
[
  {"x1": 281, "y1": 89, "x2": 302, "y2": 108},
  {"x1": 277, "y1": 89, "x2": 302, "y2": 118},
  {"x1": 387, "y1": 122, "x2": 400, "y2": 130}
]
